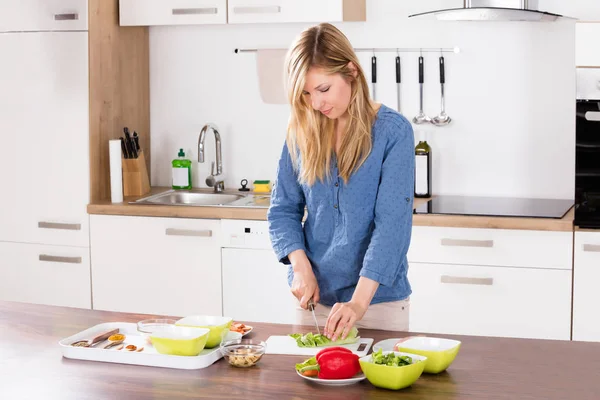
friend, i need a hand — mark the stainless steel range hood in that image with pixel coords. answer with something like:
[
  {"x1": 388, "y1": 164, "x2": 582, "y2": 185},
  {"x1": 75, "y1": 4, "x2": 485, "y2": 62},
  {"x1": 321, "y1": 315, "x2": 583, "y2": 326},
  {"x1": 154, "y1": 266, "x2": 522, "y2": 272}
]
[{"x1": 409, "y1": 0, "x2": 573, "y2": 22}]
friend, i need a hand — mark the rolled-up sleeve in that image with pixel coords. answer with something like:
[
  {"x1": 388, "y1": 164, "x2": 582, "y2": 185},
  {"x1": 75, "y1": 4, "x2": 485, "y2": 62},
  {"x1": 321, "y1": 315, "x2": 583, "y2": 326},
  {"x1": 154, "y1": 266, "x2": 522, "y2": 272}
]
[
  {"x1": 359, "y1": 121, "x2": 415, "y2": 286},
  {"x1": 267, "y1": 143, "x2": 307, "y2": 265}
]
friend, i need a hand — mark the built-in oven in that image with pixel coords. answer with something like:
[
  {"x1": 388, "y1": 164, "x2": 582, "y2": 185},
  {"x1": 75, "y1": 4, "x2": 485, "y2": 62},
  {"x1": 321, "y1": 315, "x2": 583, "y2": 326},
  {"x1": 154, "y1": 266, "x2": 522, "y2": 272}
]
[{"x1": 575, "y1": 68, "x2": 600, "y2": 228}]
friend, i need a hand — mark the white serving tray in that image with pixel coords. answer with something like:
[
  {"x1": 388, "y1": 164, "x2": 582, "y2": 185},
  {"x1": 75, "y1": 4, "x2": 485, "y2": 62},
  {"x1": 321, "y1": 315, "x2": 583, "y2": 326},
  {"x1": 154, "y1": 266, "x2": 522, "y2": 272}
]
[
  {"x1": 265, "y1": 335, "x2": 373, "y2": 357},
  {"x1": 59, "y1": 322, "x2": 241, "y2": 370}
]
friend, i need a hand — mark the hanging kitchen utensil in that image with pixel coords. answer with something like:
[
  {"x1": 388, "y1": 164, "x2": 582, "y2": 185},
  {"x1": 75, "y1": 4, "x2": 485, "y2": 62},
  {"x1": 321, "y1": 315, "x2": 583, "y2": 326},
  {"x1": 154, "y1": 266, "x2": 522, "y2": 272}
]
[
  {"x1": 413, "y1": 56, "x2": 431, "y2": 124},
  {"x1": 432, "y1": 56, "x2": 452, "y2": 126},
  {"x1": 371, "y1": 54, "x2": 377, "y2": 101},
  {"x1": 395, "y1": 55, "x2": 401, "y2": 113}
]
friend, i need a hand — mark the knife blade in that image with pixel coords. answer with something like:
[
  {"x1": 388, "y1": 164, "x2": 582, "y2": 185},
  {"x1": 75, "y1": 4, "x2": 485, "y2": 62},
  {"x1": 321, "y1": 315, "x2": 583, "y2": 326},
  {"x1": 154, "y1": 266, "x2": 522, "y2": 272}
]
[{"x1": 307, "y1": 299, "x2": 320, "y2": 336}]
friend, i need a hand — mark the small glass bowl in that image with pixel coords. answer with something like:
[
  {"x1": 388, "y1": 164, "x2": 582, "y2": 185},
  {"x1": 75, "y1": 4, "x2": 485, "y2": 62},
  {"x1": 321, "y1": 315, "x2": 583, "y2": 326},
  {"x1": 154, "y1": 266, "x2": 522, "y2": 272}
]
[
  {"x1": 137, "y1": 319, "x2": 178, "y2": 344},
  {"x1": 219, "y1": 339, "x2": 267, "y2": 368}
]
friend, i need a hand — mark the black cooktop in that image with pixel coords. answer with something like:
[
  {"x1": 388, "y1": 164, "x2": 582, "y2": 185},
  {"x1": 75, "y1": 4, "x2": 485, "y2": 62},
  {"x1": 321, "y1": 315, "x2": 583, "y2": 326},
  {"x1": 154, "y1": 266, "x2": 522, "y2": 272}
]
[{"x1": 414, "y1": 196, "x2": 574, "y2": 219}]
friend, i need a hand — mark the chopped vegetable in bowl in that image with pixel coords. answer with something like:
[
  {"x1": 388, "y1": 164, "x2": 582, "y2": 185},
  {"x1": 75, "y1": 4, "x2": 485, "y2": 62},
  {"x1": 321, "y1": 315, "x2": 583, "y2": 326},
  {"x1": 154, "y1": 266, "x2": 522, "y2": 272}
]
[{"x1": 371, "y1": 348, "x2": 413, "y2": 367}]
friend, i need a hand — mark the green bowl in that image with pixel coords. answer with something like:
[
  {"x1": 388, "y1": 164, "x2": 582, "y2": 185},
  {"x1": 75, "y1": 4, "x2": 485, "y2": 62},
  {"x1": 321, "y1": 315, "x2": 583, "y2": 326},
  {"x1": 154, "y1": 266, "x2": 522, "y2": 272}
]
[
  {"x1": 359, "y1": 351, "x2": 427, "y2": 390},
  {"x1": 150, "y1": 325, "x2": 210, "y2": 356},
  {"x1": 395, "y1": 337, "x2": 461, "y2": 374},
  {"x1": 175, "y1": 316, "x2": 233, "y2": 349}
]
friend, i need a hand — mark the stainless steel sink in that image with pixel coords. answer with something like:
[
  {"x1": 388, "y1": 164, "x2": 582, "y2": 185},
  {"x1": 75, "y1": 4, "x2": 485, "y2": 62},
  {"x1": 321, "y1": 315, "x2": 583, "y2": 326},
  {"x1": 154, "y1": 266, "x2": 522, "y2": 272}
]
[{"x1": 131, "y1": 190, "x2": 269, "y2": 208}]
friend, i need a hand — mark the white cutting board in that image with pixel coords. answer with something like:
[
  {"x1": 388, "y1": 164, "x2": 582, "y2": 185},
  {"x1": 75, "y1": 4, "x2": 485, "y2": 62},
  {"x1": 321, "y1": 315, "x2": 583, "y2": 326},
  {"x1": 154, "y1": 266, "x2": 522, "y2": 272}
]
[{"x1": 265, "y1": 336, "x2": 373, "y2": 357}]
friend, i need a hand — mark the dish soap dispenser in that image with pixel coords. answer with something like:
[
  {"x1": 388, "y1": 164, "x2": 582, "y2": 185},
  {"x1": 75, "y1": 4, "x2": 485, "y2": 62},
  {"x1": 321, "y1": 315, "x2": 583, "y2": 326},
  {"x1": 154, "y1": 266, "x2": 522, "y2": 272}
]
[{"x1": 172, "y1": 149, "x2": 192, "y2": 190}]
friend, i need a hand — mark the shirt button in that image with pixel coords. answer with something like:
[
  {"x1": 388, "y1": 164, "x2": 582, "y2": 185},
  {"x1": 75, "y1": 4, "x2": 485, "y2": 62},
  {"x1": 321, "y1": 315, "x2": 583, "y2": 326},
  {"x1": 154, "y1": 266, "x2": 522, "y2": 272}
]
[
  {"x1": 334, "y1": 204, "x2": 338, "y2": 209},
  {"x1": 335, "y1": 183, "x2": 339, "y2": 187}
]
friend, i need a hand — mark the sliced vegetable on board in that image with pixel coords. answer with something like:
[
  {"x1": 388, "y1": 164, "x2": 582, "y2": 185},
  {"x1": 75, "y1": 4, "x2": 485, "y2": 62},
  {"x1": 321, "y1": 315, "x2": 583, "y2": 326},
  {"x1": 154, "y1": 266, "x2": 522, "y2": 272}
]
[{"x1": 289, "y1": 327, "x2": 359, "y2": 348}]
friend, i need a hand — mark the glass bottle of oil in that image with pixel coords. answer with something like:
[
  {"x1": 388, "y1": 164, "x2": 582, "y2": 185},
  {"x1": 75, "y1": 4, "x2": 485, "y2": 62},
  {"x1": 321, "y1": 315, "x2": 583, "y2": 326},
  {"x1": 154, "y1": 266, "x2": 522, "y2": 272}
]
[
  {"x1": 172, "y1": 149, "x2": 192, "y2": 190},
  {"x1": 415, "y1": 138, "x2": 431, "y2": 198}
]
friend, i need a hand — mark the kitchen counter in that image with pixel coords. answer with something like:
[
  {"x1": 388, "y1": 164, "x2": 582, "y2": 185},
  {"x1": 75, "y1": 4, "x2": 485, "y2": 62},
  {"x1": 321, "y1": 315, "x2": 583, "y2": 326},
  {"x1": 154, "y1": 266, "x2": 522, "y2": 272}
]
[
  {"x1": 87, "y1": 187, "x2": 575, "y2": 231},
  {"x1": 2, "y1": 300, "x2": 599, "y2": 400}
]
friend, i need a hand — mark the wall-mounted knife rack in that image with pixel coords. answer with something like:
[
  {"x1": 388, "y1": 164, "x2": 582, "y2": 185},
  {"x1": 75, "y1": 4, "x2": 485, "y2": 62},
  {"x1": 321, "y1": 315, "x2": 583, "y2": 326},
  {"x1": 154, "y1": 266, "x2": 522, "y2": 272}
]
[{"x1": 234, "y1": 46, "x2": 460, "y2": 54}]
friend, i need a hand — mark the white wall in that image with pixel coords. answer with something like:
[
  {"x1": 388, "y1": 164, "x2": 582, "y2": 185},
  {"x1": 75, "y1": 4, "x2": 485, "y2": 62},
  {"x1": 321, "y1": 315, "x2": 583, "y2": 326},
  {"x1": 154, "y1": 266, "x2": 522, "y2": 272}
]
[{"x1": 149, "y1": 0, "x2": 576, "y2": 200}]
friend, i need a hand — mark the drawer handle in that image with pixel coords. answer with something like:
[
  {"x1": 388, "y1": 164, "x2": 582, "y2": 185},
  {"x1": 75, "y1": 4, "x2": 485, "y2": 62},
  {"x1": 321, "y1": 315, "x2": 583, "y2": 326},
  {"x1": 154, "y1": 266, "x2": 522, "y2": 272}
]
[
  {"x1": 165, "y1": 228, "x2": 212, "y2": 237},
  {"x1": 441, "y1": 238, "x2": 494, "y2": 248},
  {"x1": 39, "y1": 254, "x2": 82, "y2": 264},
  {"x1": 38, "y1": 221, "x2": 81, "y2": 231},
  {"x1": 172, "y1": 8, "x2": 218, "y2": 15},
  {"x1": 233, "y1": 6, "x2": 282, "y2": 14},
  {"x1": 441, "y1": 275, "x2": 494, "y2": 286},
  {"x1": 583, "y1": 244, "x2": 600, "y2": 252},
  {"x1": 54, "y1": 13, "x2": 79, "y2": 21},
  {"x1": 585, "y1": 111, "x2": 600, "y2": 122}
]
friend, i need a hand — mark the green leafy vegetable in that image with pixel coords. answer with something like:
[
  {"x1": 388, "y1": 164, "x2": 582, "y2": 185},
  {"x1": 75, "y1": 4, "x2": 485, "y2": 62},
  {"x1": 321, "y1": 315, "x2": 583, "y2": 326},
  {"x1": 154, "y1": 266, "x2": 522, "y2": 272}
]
[
  {"x1": 295, "y1": 356, "x2": 317, "y2": 372},
  {"x1": 289, "y1": 327, "x2": 359, "y2": 348},
  {"x1": 370, "y1": 348, "x2": 413, "y2": 367}
]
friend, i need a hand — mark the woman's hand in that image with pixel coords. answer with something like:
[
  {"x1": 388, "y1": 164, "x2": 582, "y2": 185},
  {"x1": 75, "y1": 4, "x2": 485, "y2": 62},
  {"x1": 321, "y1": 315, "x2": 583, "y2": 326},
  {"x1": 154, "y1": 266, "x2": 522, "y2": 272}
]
[
  {"x1": 324, "y1": 301, "x2": 367, "y2": 342},
  {"x1": 289, "y1": 250, "x2": 320, "y2": 310}
]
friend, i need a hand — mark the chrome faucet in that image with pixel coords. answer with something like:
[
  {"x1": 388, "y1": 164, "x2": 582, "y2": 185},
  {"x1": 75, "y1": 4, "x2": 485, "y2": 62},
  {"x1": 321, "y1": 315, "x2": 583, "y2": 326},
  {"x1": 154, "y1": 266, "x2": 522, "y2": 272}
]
[{"x1": 198, "y1": 123, "x2": 225, "y2": 192}]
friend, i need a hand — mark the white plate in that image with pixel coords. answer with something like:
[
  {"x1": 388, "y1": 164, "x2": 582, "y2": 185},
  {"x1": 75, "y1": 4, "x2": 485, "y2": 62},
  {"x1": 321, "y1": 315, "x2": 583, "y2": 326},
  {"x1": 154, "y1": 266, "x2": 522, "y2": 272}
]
[
  {"x1": 230, "y1": 325, "x2": 253, "y2": 337},
  {"x1": 296, "y1": 369, "x2": 366, "y2": 386}
]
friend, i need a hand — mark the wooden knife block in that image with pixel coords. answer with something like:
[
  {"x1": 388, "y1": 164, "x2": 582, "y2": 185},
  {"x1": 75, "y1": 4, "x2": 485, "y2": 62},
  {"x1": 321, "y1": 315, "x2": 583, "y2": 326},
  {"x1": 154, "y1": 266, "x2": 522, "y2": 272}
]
[{"x1": 122, "y1": 150, "x2": 150, "y2": 197}]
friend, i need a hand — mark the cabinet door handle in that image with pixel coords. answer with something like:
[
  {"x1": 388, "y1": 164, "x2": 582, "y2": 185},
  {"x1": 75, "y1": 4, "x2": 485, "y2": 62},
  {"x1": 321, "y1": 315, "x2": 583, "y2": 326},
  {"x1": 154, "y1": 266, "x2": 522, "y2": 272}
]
[
  {"x1": 38, "y1": 221, "x2": 81, "y2": 231},
  {"x1": 54, "y1": 13, "x2": 79, "y2": 21},
  {"x1": 441, "y1": 275, "x2": 494, "y2": 286},
  {"x1": 233, "y1": 6, "x2": 282, "y2": 14},
  {"x1": 172, "y1": 8, "x2": 218, "y2": 15},
  {"x1": 39, "y1": 254, "x2": 82, "y2": 264},
  {"x1": 583, "y1": 244, "x2": 600, "y2": 252},
  {"x1": 165, "y1": 228, "x2": 212, "y2": 237},
  {"x1": 441, "y1": 238, "x2": 494, "y2": 248}
]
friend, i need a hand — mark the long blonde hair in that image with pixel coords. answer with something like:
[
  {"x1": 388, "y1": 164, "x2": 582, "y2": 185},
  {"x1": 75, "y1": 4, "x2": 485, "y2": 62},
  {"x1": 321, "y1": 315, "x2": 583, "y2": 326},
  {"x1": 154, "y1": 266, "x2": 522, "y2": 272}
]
[{"x1": 285, "y1": 23, "x2": 376, "y2": 186}]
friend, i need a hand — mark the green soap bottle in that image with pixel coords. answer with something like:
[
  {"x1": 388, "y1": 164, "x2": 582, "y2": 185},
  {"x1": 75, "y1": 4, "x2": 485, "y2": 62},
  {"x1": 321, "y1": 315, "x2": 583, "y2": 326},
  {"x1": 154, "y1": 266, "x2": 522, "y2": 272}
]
[{"x1": 172, "y1": 149, "x2": 192, "y2": 190}]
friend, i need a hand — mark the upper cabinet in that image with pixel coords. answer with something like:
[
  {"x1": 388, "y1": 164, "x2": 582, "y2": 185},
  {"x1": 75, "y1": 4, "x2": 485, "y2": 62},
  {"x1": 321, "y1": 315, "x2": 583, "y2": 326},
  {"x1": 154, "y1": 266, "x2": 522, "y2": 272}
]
[
  {"x1": 227, "y1": 0, "x2": 366, "y2": 24},
  {"x1": 120, "y1": 0, "x2": 228, "y2": 26},
  {"x1": 119, "y1": 0, "x2": 366, "y2": 26},
  {"x1": 0, "y1": 0, "x2": 88, "y2": 33}
]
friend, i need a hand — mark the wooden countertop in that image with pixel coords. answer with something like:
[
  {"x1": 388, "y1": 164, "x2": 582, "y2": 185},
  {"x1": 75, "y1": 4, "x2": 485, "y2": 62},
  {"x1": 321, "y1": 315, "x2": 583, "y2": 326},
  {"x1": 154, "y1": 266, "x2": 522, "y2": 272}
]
[
  {"x1": 2, "y1": 301, "x2": 600, "y2": 400},
  {"x1": 88, "y1": 188, "x2": 574, "y2": 231}
]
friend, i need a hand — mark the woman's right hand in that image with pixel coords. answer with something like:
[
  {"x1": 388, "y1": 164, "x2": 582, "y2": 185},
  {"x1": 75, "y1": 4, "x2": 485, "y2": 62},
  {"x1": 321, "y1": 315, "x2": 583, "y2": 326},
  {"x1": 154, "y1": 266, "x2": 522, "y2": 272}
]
[{"x1": 289, "y1": 250, "x2": 320, "y2": 310}]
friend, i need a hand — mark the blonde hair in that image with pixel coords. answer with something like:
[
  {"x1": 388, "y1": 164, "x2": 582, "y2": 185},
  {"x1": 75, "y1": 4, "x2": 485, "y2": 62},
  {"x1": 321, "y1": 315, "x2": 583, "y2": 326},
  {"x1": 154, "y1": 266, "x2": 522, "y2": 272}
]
[{"x1": 285, "y1": 23, "x2": 376, "y2": 186}]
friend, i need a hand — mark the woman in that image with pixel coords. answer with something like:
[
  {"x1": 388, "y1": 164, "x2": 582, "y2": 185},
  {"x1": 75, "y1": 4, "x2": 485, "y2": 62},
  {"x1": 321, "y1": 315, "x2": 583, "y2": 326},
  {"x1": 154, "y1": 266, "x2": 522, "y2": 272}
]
[{"x1": 267, "y1": 23, "x2": 414, "y2": 342}]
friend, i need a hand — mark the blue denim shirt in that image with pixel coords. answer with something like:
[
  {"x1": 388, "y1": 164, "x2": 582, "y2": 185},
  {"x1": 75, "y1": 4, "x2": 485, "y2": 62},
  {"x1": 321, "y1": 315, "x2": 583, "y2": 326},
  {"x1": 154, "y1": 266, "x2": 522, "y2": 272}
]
[{"x1": 267, "y1": 104, "x2": 415, "y2": 307}]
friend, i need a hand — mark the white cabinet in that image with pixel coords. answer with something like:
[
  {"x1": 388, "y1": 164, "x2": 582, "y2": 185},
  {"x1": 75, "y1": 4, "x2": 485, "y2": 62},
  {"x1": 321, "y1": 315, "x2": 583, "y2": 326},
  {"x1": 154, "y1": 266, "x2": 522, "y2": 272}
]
[
  {"x1": 227, "y1": 0, "x2": 366, "y2": 24},
  {"x1": 0, "y1": 31, "x2": 90, "y2": 247},
  {"x1": 221, "y1": 220, "x2": 296, "y2": 324},
  {"x1": 408, "y1": 226, "x2": 573, "y2": 340},
  {"x1": 573, "y1": 231, "x2": 600, "y2": 342},
  {"x1": 90, "y1": 215, "x2": 223, "y2": 317},
  {"x1": 408, "y1": 262, "x2": 571, "y2": 340},
  {"x1": 0, "y1": 0, "x2": 87, "y2": 32},
  {"x1": 119, "y1": 0, "x2": 227, "y2": 26},
  {"x1": 576, "y1": 23, "x2": 600, "y2": 67},
  {"x1": 0, "y1": 242, "x2": 91, "y2": 309}
]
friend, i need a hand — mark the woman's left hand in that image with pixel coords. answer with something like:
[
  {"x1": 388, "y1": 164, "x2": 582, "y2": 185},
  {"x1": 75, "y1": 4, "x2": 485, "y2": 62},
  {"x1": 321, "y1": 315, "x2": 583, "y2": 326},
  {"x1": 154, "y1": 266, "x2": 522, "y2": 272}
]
[{"x1": 324, "y1": 301, "x2": 367, "y2": 342}]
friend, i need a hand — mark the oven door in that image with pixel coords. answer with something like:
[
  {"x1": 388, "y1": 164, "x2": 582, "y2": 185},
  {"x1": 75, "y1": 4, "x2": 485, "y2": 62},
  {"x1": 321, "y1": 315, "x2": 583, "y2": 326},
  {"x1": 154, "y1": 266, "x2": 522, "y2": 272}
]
[{"x1": 575, "y1": 98, "x2": 600, "y2": 228}]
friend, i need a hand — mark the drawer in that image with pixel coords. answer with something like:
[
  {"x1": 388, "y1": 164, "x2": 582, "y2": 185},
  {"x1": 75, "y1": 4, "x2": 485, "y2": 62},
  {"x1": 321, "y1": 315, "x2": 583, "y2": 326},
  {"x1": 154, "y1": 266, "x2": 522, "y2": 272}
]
[
  {"x1": 119, "y1": 0, "x2": 227, "y2": 26},
  {"x1": 228, "y1": 0, "x2": 343, "y2": 24},
  {"x1": 408, "y1": 262, "x2": 572, "y2": 340},
  {"x1": 408, "y1": 226, "x2": 573, "y2": 270},
  {"x1": 573, "y1": 231, "x2": 600, "y2": 342},
  {"x1": 0, "y1": 241, "x2": 91, "y2": 309},
  {"x1": 0, "y1": 0, "x2": 87, "y2": 32}
]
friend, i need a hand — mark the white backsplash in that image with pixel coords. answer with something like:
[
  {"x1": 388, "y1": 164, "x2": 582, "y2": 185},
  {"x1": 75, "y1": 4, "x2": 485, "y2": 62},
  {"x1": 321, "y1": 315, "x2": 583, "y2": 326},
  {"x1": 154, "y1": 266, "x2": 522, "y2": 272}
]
[{"x1": 149, "y1": 0, "x2": 576, "y2": 200}]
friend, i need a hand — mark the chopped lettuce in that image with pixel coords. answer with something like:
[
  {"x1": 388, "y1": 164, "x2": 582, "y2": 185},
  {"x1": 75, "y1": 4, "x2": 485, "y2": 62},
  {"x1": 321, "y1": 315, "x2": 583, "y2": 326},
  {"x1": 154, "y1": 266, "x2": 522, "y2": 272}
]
[
  {"x1": 370, "y1": 348, "x2": 413, "y2": 367},
  {"x1": 295, "y1": 356, "x2": 317, "y2": 372},
  {"x1": 289, "y1": 327, "x2": 359, "y2": 348}
]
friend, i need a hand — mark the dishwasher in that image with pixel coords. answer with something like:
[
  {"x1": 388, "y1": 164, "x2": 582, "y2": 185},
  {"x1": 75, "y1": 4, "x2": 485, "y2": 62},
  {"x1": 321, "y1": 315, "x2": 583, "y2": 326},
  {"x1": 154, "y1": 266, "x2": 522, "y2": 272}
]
[{"x1": 221, "y1": 220, "x2": 297, "y2": 324}]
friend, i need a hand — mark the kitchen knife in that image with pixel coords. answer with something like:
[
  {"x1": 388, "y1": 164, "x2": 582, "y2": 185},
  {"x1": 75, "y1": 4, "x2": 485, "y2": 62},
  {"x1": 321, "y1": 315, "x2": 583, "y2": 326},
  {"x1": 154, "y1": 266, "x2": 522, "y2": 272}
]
[
  {"x1": 133, "y1": 131, "x2": 140, "y2": 151},
  {"x1": 124, "y1": 127, "x2": 137, "y2": 158},
  {"x1": 307, "y1": 299, "x2": 321, "y2": 336},
  {"x1": 371, "y1": 55, "x2": 377, "y2": 101},
  {"x1": 120, "y1": 137, "x2": 129, "y2": 159},
  {"x1": 395, "y1": 55, "x2": 401, "y2": 113}
]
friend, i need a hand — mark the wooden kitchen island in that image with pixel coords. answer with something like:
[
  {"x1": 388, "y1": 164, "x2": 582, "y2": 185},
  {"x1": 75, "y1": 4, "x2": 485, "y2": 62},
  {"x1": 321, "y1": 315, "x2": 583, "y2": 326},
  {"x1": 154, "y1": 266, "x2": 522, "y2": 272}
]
[{"x1": 2, "y1": 301, "x2": 599, "y2": 400}]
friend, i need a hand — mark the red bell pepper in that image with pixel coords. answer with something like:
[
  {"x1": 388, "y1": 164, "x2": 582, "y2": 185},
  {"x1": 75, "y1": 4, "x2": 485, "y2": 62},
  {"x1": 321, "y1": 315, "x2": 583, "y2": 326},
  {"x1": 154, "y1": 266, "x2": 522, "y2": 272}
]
[
  {"x1": 316, "y1": 350, "x2": 361, "y2": 380},
  {"x1": 316, "y1": 346, "x2": 352, "y2": 363}
]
